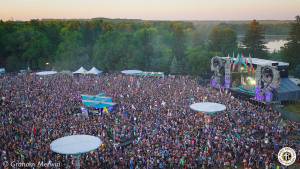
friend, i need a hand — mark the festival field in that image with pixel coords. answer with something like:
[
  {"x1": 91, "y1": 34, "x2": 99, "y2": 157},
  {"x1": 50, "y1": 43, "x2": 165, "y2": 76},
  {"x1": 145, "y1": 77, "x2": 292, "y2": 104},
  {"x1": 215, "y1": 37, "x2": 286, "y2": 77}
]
[
  {"x1": 1, "y1": 0, "x2": 300, "y2": 168},
  {"x1": 1, "y1": 74, "x2": 299, "y2": 168}
]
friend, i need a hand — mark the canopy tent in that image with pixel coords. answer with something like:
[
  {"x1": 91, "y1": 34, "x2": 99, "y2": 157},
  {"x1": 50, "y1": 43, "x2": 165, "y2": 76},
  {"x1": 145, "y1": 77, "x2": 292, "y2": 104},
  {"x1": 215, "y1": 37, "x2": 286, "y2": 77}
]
[
  {"x1": 73, "y1": 67, "x2": 87, "y2": 74},
  {"x1": 121, "y1": 70, "x2": 164, "y2": 77},
  {"x1": 81, "y1": 94, "x2": 96, "y2": 100},
  {"x1": 94, "y1": 96, "x2": 112, "y2": 102},
  {"x1": 81, "y1": 95, "x2": 112, "y2": 102},
  {"x1": 82, "y1": 100, "x2": 116, "y2": 109},
  {"x1": 95, "y1": 102, "x2": 116, "y2": 109},
  {"x1": 36, "y1": 71, "x2": 57, "y2": 76},
  {"x1": 50, "y1": 135, "x2": 102, "y2": 155},
  {"x1": 87, "y1": 67, "x2": 103, "y2": 75},
  {"x1": 60, "y1": 70, "x2": 73, "y2": 75},
  {"x1": 0, "y1": 68, "x2": 5, "y2": 74},
  {"x1": 121, "y1": 69, "x2": 143, "y2": 75},
  {"x1": 82, "y1": 100, "x2": 101, "y2": 107},
  {"x1": 93, "y1": 96, "x2": 113, "y2": 102},
  {"x1": 81, "y1": 92, "x2": 116, "y2": 109},
  {"x1": 140, "y1": 71, "x2": 164, "y2": 77},
  {"x1": 50, "y1": 135, "x2": 102, "y2": 169}
]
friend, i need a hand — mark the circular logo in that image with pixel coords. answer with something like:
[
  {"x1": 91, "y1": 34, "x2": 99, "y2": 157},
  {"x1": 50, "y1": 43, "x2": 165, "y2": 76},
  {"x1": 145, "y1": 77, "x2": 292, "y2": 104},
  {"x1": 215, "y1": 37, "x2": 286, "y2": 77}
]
[
  {"x1": 278, "y1": 147, "x2": 296, "y2": 166},
  {"x1": 2, "y1": 161, "x2": 9, "y2": 167}
]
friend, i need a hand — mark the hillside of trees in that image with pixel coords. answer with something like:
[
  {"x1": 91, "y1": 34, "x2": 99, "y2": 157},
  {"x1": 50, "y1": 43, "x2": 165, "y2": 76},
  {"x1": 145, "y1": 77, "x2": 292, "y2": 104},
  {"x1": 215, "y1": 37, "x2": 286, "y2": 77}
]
[{"x1": 0, "y1": 18, "x2": 298, "y2": 76}]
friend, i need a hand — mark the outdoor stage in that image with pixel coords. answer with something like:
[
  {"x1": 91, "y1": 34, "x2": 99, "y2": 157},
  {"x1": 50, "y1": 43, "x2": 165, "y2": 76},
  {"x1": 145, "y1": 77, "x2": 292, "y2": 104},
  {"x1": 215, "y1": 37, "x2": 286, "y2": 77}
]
[{"x1": 210, "y1": 55, "x2": 300, "y2": 103}]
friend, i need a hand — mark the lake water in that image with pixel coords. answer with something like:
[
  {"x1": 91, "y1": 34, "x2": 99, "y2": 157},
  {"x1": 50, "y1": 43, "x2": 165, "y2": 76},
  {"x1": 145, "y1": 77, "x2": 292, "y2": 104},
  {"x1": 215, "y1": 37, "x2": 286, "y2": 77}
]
[
  {"x1": 265, "y1": 40, "x2": 287, "y2": 52},
  {"x1": 238, "y1": 35, "x2": 288, "y2": 53}
]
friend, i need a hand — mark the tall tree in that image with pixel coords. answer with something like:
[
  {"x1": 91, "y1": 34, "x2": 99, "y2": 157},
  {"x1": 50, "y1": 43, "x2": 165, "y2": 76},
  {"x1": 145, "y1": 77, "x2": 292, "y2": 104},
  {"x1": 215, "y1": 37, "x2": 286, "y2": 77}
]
[
  {"x1": 170, "y1": 56, "x2": 180, "y2": 74},
  {"x1": 186, "y1": 46, "x2": 212, "y2": 75},
  {"x1": 170, "y1": 22, "x2": 187, "y2": 73},
  {"x1": 55, "y1": 28, "x2": 88, "y2": 70},
  {"x1": 5, "y1": 26, "x2": 51, "y2": 70},
  {"x1": 0, "y1": 21, "x2": 6, "y2": 67},
  {"x1": 282, "y1": 15, "x2": 300, "y2": 71},
  {"x1": 209, "y1": 25, "x2": 237, "y2": 55},
  {"x1": 134, "y1": 27, "x2": 157, "y2": 70},
  {"x1": 92, "y1": 30, "x2": 137, "y2": 71},
  {"x1": 243, "y1": 20, "x2": 267, "y2": 58}
]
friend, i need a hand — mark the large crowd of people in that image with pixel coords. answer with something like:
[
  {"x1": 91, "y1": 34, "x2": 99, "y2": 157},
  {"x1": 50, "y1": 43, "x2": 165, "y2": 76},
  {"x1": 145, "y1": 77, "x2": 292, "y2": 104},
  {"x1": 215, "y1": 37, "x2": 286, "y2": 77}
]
[{"x1": 0, "y1": 73, "x2": 299, "y2": 169}]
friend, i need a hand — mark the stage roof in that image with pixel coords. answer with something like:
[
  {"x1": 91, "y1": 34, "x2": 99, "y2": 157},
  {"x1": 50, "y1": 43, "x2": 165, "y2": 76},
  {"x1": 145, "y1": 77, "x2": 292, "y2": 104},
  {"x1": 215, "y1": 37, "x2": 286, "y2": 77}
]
[
  {"x1": 221, "y1": 57, "x2": 289, "y2": 66},
  {"x1": 251, "y1": 58, "x2": 289, "y2": 66}
]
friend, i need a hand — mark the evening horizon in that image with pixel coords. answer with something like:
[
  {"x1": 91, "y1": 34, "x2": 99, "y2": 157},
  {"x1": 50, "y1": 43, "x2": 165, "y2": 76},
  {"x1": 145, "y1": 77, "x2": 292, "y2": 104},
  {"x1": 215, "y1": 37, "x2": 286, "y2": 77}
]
[{"x1": 0, "y1": 0, "x2": 299, "y2": 21}]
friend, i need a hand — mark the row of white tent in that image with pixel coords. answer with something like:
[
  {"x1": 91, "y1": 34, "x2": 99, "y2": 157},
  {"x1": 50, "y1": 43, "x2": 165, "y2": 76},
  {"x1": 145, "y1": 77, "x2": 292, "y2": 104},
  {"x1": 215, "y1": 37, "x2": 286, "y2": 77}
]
[
  {"x1": 36, "y1": 67, "x2": 102, "y2": 76},
  {"x1": 36, "y1": 68, "x2": 163, "y2": 76},
  {"x1": 73, "y1": 67, "x2": 102, "y2": 75},
  {"x1": 73, "y1": 68, "x2": 147, "y2": 75}
]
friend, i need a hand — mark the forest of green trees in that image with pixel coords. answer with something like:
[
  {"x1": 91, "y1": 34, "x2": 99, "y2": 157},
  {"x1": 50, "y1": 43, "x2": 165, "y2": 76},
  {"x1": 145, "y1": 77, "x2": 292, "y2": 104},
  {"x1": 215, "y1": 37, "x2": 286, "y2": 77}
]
[{"x1": 0, "y1": 17, "x2": 299, "y2": 76}]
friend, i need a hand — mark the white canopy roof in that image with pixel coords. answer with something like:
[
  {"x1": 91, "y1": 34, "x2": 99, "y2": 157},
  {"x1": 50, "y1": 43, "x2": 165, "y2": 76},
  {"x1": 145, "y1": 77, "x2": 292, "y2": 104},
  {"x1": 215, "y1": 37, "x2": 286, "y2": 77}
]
[
  {"x1": 60, "y1": 70, "x2": 73, "y2": 75},
  {"x1": 289, "y1": 77, "x2": 300, "y2": 86},
  {"x1": 50, "y1": 135, "x2": 102, "y2": 155},
  {"x1": 73, "y1": 67, "x2": 87, "y2": 74},
  {"x1": 0, "y1": 68, "x2": 5, "y2": 73},
  {"x1": 221, "y1": 57, "x2": 289, "y2": 66},
  {"x1": 36, "y1": 71, "x2": 57, "y2": 76},
  {"x1": 87, "y1": 67, "x2": 103, "y2": 75},
  {"x1": 190, "y1": 102, "x2": 226, "y2": 113},
  {"x1": 121, "y1": 69, "x2": 143, "y2": 75}
]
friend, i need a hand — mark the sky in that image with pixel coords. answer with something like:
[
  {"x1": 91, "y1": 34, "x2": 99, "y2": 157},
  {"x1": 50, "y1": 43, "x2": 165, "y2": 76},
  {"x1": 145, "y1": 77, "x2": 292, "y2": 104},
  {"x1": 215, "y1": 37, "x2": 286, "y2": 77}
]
[{"x1": 0, "y1": 0, "x2": 299, "y2": 21}]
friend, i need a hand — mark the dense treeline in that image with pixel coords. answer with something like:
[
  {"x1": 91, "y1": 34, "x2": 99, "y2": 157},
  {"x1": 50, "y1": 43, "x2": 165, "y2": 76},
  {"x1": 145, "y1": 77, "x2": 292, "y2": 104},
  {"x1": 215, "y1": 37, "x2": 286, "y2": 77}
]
[
  {"x1": 192, "y1": 20, "x2": 291, "y2": 36},
  {"x1": 0, "y1": 18, "x2": 298, "y2": 76},
  {"x1": 0, "y1": 19, "x2": 215, "y2": 74},
  {"x1": 282, "y1": 16, "x2": 300, "y2": 77}
]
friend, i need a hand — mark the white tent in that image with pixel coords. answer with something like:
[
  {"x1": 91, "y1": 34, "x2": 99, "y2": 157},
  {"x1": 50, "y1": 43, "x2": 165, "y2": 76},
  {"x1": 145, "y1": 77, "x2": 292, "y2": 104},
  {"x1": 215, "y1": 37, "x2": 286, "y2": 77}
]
[
  {"x1": 73, "y1": 67, "x2": 87, "y2": 74},
  {"x1": 36, "y1": 71, "x2": 57, "y2": 76},
  {"x1": 121, "y1": 70, "x2": 143, "y2": 75},
  {"x1": 50, "y1": 135, "x2": 102, "y2": 168},
  {"x1": 60, "y1": 70, "x2": 73, "y2": 75},
  {"x1": 0, "y1": 68, "x2": 5, "y2": 74},
  {"x1": 87, "y1": 67, "x2": 103, "y2": 75}
]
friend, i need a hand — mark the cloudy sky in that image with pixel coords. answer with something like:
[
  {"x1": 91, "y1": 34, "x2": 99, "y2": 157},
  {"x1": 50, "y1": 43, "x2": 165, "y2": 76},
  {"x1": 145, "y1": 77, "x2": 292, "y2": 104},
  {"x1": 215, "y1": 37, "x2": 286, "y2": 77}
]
[{"x1": 0, "y1": 0, "x2": 299, "y2": 21}]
